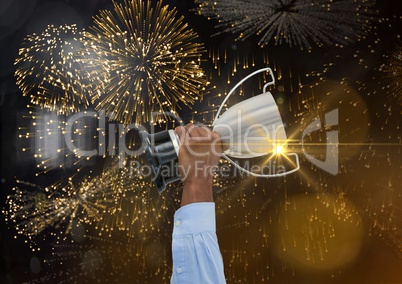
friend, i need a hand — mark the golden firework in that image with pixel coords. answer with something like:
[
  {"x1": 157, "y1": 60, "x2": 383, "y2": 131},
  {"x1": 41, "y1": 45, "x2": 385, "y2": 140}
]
[
  {"x1": 85, "y1": 160, "x2": 176, "y2": 240},
  {"x1": 4, "y1": 160, "x2": 177, "y2": 245},
  {"x1": 4, "y1": 179, "x2": 107, "y2": 242},
  {"x1": 79, "y1": 0, "x2": 208, "y2": 125},
  {"x1": 15, "y1": 24, "x2": 89, "y2": 114},
  {"x1": 380, "y1": 43, "x2": 402, "y2": 105}
]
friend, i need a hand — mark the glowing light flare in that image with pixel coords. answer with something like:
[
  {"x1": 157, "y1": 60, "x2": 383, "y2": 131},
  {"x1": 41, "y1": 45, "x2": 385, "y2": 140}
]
[{"x1": 273, "y1": 144, "x2": 285, "y2": 155}]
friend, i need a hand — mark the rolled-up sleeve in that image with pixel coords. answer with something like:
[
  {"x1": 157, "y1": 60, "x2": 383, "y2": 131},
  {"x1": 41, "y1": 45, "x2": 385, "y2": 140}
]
[{"x1": 171, "y1": 202, "x2": 226, "y2": 284}]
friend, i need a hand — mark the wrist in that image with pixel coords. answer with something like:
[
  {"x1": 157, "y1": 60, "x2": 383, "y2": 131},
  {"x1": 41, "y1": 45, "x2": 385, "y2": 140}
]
[
  {"x1": 183, "y1": 175, "x2": 213, "y2": 188},
  {"x1": 181, "y1": 177, "x2": 214, "y2": 206}
]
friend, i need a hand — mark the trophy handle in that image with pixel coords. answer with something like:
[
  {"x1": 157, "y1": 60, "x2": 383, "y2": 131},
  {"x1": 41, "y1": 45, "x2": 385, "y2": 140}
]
[
  {"x1": 213, "y1": 67, "x2": 275, "y2": 126},
  {"x1": 222, "y1": 152, "x2": 300, "y2": 178}
]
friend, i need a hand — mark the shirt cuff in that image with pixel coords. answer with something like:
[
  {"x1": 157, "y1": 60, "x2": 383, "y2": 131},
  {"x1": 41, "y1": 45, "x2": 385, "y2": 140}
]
[{"x1": 173, "y1": 202, "x2": 216, "y2": 236}]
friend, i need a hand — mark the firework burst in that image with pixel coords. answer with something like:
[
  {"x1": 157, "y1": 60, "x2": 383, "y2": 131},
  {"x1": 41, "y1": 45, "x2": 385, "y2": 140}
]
[
  {"x1": 4, "y1": 159, "x2": 177, "y2": 247},
  {"x1": 195, "y1": 0, "x2": 376, "y2": 50},
  {"x1": 380, "y1": 43, "x2": 402, "y2": 105},
  {"x1": 78, "y1": 0, "x2": 208, "y2": 125},
  {"x1": 15, "y1": 24, "x2": 89, "y2": 114},
  {"x1": 3, "y1": 179, "x2": 107, "y2": 243},
  {"x1": 84, "y1": 160, "x2": 177, "y2": 240}
]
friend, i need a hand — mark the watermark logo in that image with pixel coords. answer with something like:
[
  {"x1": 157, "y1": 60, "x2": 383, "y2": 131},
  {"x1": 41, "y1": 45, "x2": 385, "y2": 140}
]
[
  {"x1": 25, "y1": 107, "x2": 340, "y2": 176},
  {"x1": 302, "y1": 108, "x2": 339, "y2": 175},
  {"x1": 129, "y1": 159, "x2": 287, "y2": 180},
  {"x1": 64, "y1": 111, "x2": 148, "y2": 158}
]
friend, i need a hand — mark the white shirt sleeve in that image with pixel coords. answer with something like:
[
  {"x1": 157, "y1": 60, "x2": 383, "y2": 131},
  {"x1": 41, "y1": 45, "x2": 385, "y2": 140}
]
[{"x1": 170, "y1": 202, "x2": 226, "y2": 284}]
